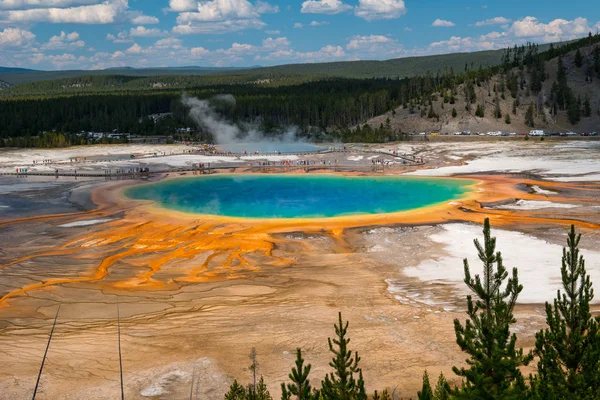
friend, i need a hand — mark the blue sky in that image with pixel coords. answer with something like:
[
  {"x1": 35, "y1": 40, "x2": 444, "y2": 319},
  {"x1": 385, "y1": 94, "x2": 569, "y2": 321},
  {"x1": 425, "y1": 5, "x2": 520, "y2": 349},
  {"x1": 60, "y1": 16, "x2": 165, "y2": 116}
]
[{"x1": 0, "y1": 0, "x2": 599, "y2": 70}]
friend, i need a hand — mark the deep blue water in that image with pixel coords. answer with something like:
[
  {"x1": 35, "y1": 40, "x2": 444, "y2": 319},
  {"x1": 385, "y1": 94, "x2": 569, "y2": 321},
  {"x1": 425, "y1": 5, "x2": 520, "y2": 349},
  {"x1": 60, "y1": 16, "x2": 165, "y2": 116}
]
[{"x1": 125, "y1": 175, "x2": 473, "y2": 219}]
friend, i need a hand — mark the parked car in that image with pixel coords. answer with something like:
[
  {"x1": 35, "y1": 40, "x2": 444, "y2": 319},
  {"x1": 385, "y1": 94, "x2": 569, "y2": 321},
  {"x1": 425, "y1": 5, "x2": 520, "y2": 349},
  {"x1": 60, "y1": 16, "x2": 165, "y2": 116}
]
[
  {"x1": 566, "y1": 131, "x2": 578, "y2": 136},
  {"x1": 530, "y1": 130, "x2": 545, "y2": 136}
]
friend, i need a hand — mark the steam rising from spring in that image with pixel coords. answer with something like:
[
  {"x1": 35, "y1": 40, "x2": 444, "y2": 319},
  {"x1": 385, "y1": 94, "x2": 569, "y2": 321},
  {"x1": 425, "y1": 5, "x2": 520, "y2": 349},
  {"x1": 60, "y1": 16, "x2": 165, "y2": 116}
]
[{"x1": 181, "y1": 94, "x2": 303, "y2": 147}]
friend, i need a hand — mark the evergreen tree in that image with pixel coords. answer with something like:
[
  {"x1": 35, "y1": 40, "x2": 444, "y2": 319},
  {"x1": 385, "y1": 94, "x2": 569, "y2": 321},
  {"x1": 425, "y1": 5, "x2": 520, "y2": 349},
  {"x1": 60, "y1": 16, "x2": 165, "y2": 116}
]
[
  {"x1": 452, "y1": 218, "x2": 533, "y2": 399},
  {"x1": 494, "y1": 97, "x2": 502, "y2": 119},
  {"x1": 568, "y1": 96, "x2": 581, "y2": 125},
  {"x1": 575, "y1": 49, "x2": 583, "y2": 68},
  {"x1": 452, "y1": 108, "x2": 457, "y2": 118},
  {"x1": 320, "y1": 312, "x2": 366, "y2": 400},
  {"x1": 225, "y1": 380, "x2": 247, "y2": 400},
  {"x1": 372, "y1": 390, "x2": 390, "y2": 400},
  {"x1": 505, "y1": 113, "x2": 511, "y2": 124},
  {"x1": 255, "y1": 376, "x2": 273, "y2": 400},
  {"x1": 418, "y1": 371, "x2": 434, "y2": 400},
  {"x1": 531, "y1": 225, "x2": 600, "y2": 399},
  {"x1": 433, "y1": 373, "x2": 450, "y2": 400},
  {"x1": 525, "y1": 102, "x2": 535, "y2": 127},
  {"x1": 583, "y1": 95, "x2": 592, "y2": 117},
  {"x1": 475, "y1": 104, "x2": 484, "y2": 118},
  {"x1": 284, "y1": 348, "x2": 313, "y2": 400},
  {"x1": 512, "y1": 100, "x2": 517, "y2": 115}
]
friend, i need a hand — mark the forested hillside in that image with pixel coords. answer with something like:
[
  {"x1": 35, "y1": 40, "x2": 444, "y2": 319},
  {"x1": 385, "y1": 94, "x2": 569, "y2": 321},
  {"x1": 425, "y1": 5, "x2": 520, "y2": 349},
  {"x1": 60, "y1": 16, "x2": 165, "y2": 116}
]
[
  {"x1": 367, "y1": 33, "x2": 600, "y2": 135},
  {"x1": 0, "y1": 45, "x2": 536, "y2": 87},
  {"x1": 1, "y1": 34, "x2": 599, "y2": 147}
]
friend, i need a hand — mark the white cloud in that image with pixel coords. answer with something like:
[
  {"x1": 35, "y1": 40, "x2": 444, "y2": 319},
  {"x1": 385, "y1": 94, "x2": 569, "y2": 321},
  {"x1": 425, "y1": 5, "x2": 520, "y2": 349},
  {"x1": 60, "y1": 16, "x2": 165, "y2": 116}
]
[
  {"x1": 260, "y1": 44, "x2": 346, "y2": 62},
  {"x1": 0, "y1": 0, "x2": 100, "y2": 10},
  {"x1": 475, "y1": 16, "x2": 511, "y2": 27},
  {"x1": 354, "y1": 0, "x2": 406, "y2": 21},
  {"x1": 310, "y1": 20, "x2": 328, "y2": 26},
  {"x1": 126, "y1": 43, "x2": 143, "y2": 54},
  {"x1": 404, "y1": 27, "x2": 411, "y2": 31},
  {"x1": 0, "y1": 0, "x2": 128, "y2": 24},
  {"x1": 154, "y1": 37, "x2": 183, "y2": 49},
  {"x1": 294, "y1": 22, "x2": 303, "y2": 28},
  {"x1": 129, "y1": 26, "x2": 168, "y2": 37},
  {"x1": 106, "y1": 31, "x2": 131, "y2": 43},
  {"x1": 301, "y1": 0, "x2": 351, "y2": 15},
  {"x1": 346, "y1": 34, "x2": 391, "y2": 50},
  {"x1": 130, "y1": 14, "x2": 159, "y2": 24},
  {"x1": 255, "y1": 0, "x2": 278, "y2": 14},
  {"x1": 173, "y1": 18, "x2": 265, "y2": 34},
  {"x1": 510, "y1": 16, "x2": 590, "y2": 41},
  {"x1": 171, "y1": 0, "x2": 276, "y2": 35},
  {"x1": 345, "y1": 34, "x2": 404, "y2": 58},
  {"x1": 262, "y1": 36, "x2": 290, "y2": 50},
  {"x1": 0, "y1": 27, "x2": 35, "y2": 47},
  {"x1": 42, "y1": 30, "x2": 85, "y2": 49},
  {"x1": 168, "y1": 0, "x2": 196, "y2": 12},
  {"x1": 265, "y1": 29, "x2": 279, "y2": 35},
  {"x1": 191, "y1": 46, "x2": 210, "y2": 57},
  {"x1": 423, "y1": 16, "x2": 594, "y2": 55},
  {"x1": 432, "y1": 19, "x2": 455, "y2": 27}
]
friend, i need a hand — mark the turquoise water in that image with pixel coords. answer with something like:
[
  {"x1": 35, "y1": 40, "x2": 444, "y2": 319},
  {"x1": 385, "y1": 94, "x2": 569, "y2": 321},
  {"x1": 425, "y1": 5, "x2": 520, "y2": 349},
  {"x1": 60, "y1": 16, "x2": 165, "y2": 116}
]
[{"x1": 126, "y1": 175, "x2": 473, "y2": 219}]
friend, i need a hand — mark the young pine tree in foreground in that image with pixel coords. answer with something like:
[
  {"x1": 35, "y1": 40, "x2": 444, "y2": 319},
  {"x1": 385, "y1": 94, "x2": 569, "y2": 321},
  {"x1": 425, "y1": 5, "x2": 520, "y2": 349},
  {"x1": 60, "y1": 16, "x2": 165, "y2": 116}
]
[
  {"x1": 531, "y1": 225, "x2": 600, "y2": 399},
  {"x1": 452, "y1": 218, "x2": 533, "y2": 399},
  {"x1": 281, "y1": 348, "x2": 314, "y2": 400},
  {"x1": 417, "y1": 371, "x2": 434, "y2": 400},
  {"x1": 433, "y1": 373, "x2": 450, "y2": 400},
  {"x1": 320, "y1": 312, "x2": 367, "y2": 400}
]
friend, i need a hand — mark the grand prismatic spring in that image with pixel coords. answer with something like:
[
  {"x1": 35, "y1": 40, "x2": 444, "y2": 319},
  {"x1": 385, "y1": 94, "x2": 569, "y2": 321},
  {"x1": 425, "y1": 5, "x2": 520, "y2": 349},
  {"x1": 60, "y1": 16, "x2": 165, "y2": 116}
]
[
  {"x1": 1, "y1": 141, "x2": 600, "y2": 399},
  {"x1": 125, "y1": 175, "x2": 474, "y2": 218}
]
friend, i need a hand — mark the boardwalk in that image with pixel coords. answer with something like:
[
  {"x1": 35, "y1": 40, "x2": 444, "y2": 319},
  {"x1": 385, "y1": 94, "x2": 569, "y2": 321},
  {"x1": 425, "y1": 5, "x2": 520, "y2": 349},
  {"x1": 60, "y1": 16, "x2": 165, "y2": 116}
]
[{"x1": 1, "y1": 149, "x2": 424, "y2": 178}]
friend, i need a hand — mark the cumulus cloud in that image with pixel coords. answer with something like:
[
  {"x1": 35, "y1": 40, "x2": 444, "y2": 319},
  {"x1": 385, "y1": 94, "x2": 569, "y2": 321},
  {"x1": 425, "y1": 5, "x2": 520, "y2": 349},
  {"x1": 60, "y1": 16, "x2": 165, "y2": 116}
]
[
  {"x1": 510, "y1": 16, "x2": 590, "y2": 41},
  {"x1": 294, "y1": 22, "x2": 303, "y2": 28},
  {"x1": 432, "y1": 18, "x2": 455, "y2": 27},
  {"x1": 154, "y1": 37, "x2": 183, "y2": 49},
  {"x1": 191, "y1": 46, "x2": 210, "y2": 57},
  {"x1": 345, "y1": 34, "x2": 404, "y2": 58},
  {"x1": 310, "y1": 20, "x2": 328, "y2": 26},
  {"x1": 474, "y1": 16, "x2": 511, "y2": 27},
  {"x1": 130, "y1": 14, "x2": 159, "y2": 24},
  {"x1": 259, "y1": 44, "x2": 345, "y2": 62},
  {"x1": 0, "y1": 27, "x2": 36, "y2": 47},
  {"x1": 170, "y1": 0, "x2": 277, "y2": 35},
  {"x1": 126, "y1": 43, "x2": 144, "y2": 54},
  {"x1": 354, "y1": 0, "x2": 406, "y2": 21},
  {"x1": 106, "y1": 31, "x2": 131, "y2": 43},
  {"x1": 129, "y1": 26, "x2": 168, "y2": 37},
  {"x1": 0, "y1": 0, "x2": 100, "y2": 10},
  {"x1": 425, "y1": 16, "x2": 594, "y2": 55},
  {"x1": 262, "y1": 36, "x2": 290, "y2": 50},
  {"x1": 301, "y1": 0, "x2": 351, "y2": 15},
  {"x1": 173, "y1": 18, "x2": 266, "y2": 34},
  {"x1": 265, "y1": 29, "x2": 279, "y2": 35},
  {"x1": 41, "y1": 30, "x2": 85, "y2": 49},
  {"x1": 0, "y1": 0, "x2": 128, "y2": 24},
  {"x1": 168, "y1": 0, "x2": 196, "y2": 12}
]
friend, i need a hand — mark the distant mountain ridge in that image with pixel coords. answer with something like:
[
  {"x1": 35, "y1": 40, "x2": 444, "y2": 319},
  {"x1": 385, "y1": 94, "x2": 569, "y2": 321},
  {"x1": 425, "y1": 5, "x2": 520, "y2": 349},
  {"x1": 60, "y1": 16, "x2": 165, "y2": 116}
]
[{"x1": 0, "y1": 45, "x2": 559, "y2": 86}]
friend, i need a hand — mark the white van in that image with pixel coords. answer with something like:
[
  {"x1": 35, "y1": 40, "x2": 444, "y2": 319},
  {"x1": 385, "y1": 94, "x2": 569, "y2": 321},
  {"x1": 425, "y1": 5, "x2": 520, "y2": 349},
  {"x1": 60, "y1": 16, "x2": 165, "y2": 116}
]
[{"x1": 529, "y1": 130, "x2": 545, "y2": 136}]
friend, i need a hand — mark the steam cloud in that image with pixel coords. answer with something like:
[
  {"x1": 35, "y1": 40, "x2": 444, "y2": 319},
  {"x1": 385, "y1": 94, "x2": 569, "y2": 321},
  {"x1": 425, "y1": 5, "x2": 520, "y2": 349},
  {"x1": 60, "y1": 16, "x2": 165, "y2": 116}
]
[{"x1": 182, "y1": 93, "x2": 303, "y2": 146}]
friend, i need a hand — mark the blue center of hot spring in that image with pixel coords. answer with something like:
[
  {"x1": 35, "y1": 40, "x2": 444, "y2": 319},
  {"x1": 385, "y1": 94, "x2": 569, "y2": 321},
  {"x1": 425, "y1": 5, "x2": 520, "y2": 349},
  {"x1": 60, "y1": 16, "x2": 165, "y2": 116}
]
[{"x1": 125, "y1": 175, "x2": 473, "y2": 219}]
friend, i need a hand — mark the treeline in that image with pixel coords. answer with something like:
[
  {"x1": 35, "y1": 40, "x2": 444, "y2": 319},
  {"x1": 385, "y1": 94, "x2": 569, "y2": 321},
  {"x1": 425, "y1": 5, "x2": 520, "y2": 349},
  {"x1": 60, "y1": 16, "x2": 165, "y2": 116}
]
[
  {"x1": 2, "y1": 33, "x2": 600, "y2": 146},
  {"x1": 228, "y1": 221, "x2": 600, "y2": 399},
  {"x1": 0, "y1": 131, "x2": 128, "y2": 148},
  {"x1": 0, "y1": 71, "x2": 315, "y2": 97}
]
